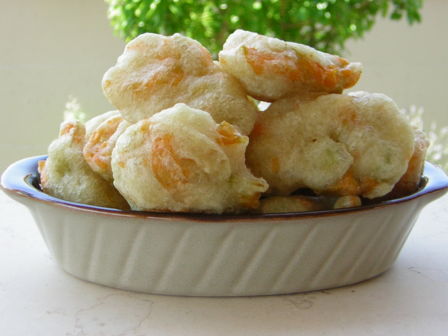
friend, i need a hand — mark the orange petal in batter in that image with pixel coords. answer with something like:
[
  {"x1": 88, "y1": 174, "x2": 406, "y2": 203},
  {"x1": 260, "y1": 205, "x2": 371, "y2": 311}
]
[{"x1": 150, "y1": 134, "x2": 191, "y2": 190}]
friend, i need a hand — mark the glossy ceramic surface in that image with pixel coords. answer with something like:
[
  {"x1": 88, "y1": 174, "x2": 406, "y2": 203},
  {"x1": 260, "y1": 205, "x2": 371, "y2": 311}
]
[{"x1": 2, "y1": 156, "x2": 447, "y2": 296}]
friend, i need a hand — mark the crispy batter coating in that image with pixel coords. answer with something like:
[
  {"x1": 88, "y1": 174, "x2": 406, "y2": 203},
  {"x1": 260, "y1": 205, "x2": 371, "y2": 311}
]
[
  {"x1": 38, "y1": 120, "x2": 129, "y2": 209},
  {"x1": 247, "y1": 92, "x2": 415, "y2": 199},
  {"x1": 333, "y1": 195, "x2": 362, "y2": 209},
  {"x1": 258, "y1": 195, "x2": 326, "y2": 214},
  {"x1": 111, "y1": 104, "x2": 268, "y2": 213},
  {"x1": 85, "y1": 110, "x2": 120, "y2": 140},
  {"x1": 219, "y1": 29, "x2": 362, "y2": 101},
  {"x1": 83, "y1": 115, "x2": 130, "y2": 181},
  {"x1": 388, "y1": 128, "x2": 429, "y2": 198},
  {"x1": 102, "y1": 33, "x2": 258, "y2": 134}
]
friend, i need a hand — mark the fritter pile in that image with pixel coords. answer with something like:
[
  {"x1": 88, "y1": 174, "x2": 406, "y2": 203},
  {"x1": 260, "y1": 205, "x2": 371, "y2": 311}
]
[{"x1": 39, "y1": 30, "x2": 428, "y2": 214}]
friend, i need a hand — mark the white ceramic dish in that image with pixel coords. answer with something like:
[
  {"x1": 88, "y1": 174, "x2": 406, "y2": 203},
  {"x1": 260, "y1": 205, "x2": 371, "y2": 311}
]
[{"x1": 2, "y1": 155, "x2": 448, "y2": 296}]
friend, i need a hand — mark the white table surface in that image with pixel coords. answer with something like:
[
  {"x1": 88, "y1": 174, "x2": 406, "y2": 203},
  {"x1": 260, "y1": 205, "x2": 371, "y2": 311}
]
[{"x1": 1, "y1": 190, "x2": 447, "y2": 336}]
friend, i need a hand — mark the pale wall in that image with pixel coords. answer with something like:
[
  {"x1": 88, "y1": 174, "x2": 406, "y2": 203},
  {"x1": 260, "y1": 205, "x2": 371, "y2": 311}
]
[
  {"x1": 0, "y1": 0, "x2": 447, "y2": 171},
  {"x1": 347, "y1": 0, "x2": 448, "y2": 128},
  {"x1": 0, "y1": 0, "x2": 124, "y2": 171}
]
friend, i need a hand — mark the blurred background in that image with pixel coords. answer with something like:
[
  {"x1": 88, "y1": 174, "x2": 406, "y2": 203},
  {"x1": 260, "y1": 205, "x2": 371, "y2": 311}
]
[{"x1": 0, "y1": 0, "x2": 447, "y2": 171}]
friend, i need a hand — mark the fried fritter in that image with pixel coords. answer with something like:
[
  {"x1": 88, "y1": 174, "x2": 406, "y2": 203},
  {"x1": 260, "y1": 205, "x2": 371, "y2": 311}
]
[
  {"x1": 388, "y1": 128, "x2": 429, "y2": 198},
  {"x1": 219, "y1": 29, "x2": 362, "y2": 101},
  {"x1": 258, "y1": 195, "x2": 326, "y2": 214},
  {"x1": 38, "y1": 120, "x2": 129, "y2": 209},
  {"x1": 247, "y1": 92, "x2": 415, "y2": 199},
  {"x1": 102, "y1": 33, "x2": 258, "y2": 134},
  {"x1": 85, "y1": 110, "x2": 120, "y2": 140},
  {"x1": 111, "y1": 103, "x2": 268, "y2": 213},
  {"x1": 333, "y1": 195, "x2": 362, "y2": 209},
  {"x1": 83, "y1": 114, "x2": 130, "y2": 182}
]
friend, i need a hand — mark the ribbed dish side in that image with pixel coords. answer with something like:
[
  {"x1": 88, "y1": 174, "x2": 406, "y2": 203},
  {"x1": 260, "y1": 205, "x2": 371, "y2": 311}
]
[{"x1": 28, "y1": 199, "x2": 421, "y2": 296}]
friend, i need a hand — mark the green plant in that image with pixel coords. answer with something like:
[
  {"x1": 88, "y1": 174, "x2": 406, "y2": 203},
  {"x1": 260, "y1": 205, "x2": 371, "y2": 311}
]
[
  {"x1": 63, "y1": 96, "x2": 86, "y2": 123},
  {"x1": 105, "y1": 0, "x2": 423, "y2": 55}
]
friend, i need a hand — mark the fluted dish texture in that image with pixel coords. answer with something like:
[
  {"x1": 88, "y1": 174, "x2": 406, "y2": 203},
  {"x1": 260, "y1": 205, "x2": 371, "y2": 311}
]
[{"x1": 2, "y1": 156, "x2": 447, "y2": 296}]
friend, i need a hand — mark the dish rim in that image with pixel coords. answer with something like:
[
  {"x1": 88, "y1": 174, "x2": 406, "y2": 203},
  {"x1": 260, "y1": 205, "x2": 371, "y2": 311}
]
[{"x1": 1, "y1": 155, "x2": 448, "y2": 222}]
